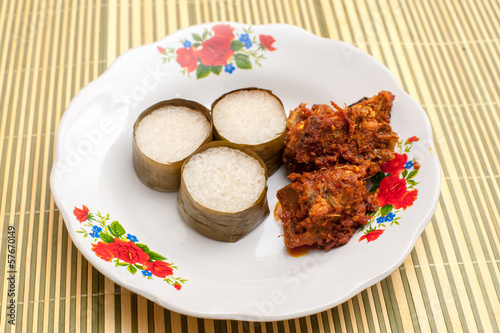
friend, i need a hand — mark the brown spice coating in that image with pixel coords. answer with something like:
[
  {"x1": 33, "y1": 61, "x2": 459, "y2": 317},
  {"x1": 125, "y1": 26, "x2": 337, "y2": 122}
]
[
  {"x1": 276, "y1": 165, "x2": 378, "y2": 250},
  {"x1": 282, "y1": 91, "x2": 399, "y2": 176}
]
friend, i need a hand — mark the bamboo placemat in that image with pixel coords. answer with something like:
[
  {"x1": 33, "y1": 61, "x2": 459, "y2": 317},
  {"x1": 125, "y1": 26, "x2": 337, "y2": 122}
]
[{"x1": 1, "y1": 0, "x2": 500, "y2": 332}]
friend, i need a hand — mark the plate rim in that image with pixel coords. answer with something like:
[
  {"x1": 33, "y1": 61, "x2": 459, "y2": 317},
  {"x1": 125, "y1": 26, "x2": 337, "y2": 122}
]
[{"x1": 50, "y1": 21, "x2": 441, "y2": 321}]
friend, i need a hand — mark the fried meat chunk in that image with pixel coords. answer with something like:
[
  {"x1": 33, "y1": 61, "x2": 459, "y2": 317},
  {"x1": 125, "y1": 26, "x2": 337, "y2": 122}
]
[
  {"x1": 282, "y1": 91, "x2": 399, "y2": 176},
  {"x1": 276, "y1": 165, "x2": 378, "y2": 251}
]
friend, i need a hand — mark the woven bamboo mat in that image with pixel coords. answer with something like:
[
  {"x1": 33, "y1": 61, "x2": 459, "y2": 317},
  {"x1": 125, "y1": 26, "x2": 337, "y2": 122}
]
[{"x1": 1, "y1": 0, "x2": 500, "y2": 332}]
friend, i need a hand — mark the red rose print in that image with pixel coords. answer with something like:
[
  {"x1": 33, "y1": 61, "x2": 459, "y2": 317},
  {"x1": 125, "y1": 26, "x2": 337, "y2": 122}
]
[
  {"x1": 176, "y1": 47, "x2": 199, "y2": 72},
  {"x1": 381, "y1": 153, "x2": 407, "y2": 175},
  {"x1": 394, "y1": 189, "x2": 418, "y2": 210},
  {"x1": 198, "y1": 36, "x2": 234, "y2": 66},
  {"x1": 408, "y1": 136, "x2": 419, "y2": 143},
  {"x1": 73, "y1": 205, "x2": 89, "y2": 222},
  {"x1": 158, "y1": 24, "x2": 276, "y2": 79},
  {"x1": 357, "y1": 136, "x2": 422, "y2": 244},
  {"x1": 143, "y1": 260, "x2": 174, "y2": 278},
  {"x1": 378, "y1": 174, "x2": 407, "y2": 207},
  {"x1": 108, "y1": 239, "x2": 150, "y2": 265},
  {"x1": 212, "y1": 24, "x2": 234, "y2": 40},
  {"x1": 74, "y1": 205, "x2": 186, "y2": 290},
  {"x1": 259, "y1": 34, "x2": 276, "y2": 51},
  {"x1": 359, "y1": 229, "x2": 384, "y2": 242},
  {"x1": 91, "y1": 242, "x2": 114, "y2": 262}
]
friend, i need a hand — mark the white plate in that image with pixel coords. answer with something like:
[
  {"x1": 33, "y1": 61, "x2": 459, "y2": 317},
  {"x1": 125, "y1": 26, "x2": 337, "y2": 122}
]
[{"x1": 50, "y1": 22, "x2": 440, "y2": 321}]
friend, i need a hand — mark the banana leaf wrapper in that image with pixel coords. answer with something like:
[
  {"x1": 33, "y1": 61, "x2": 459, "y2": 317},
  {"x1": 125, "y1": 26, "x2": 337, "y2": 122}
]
[
  {"x1": 133, "y1": 99, "x2": 213, "y2": 192},
  {"x1": 177, "y1": 141, "x2": 270, "y2": 242},
  {"x1": 211, "y1": 87, "x2": 286, "y2": 176}
]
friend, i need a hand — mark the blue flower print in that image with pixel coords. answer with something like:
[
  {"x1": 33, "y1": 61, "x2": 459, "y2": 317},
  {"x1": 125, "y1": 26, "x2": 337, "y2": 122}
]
[
  {"x1": 376, "y1": 216, "x2": 386, "y2": 224},
  {"x1": 385, "y1": 212, "x2": 396, "y2": 222},
  {"x1": 127, "y1": 234, "x2": 138, "y2": 242},
  {"x1": 142, "y1": 270, "x2": 152, "y2": 277},
  {"x1": 89, "y1": 225, "x2": 102, "y2": 238},
  {"x1": 405, "y1": 160, "x2": 413, "y2": 169},
  {"x1": 239, "y1": 33, "x2": 252, "y2": 49},
  {"x1": 182, "y1": 40, "x2": 192, "y2": 48},
  {"x1": 224, "y1": 64, "x2": 235, "y2": 74}
]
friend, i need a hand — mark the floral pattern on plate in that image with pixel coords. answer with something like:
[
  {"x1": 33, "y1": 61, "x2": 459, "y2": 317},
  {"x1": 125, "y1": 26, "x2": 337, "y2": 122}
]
[
  {"x1": 359, "y1": 136, "x2": 421, "y2": 243},
  {"x1": 157, "y1": 24, "x2": 277, "y2": 79},
  {"x1": 74, "y1": 205, "x2": 187, "y2": 290}
]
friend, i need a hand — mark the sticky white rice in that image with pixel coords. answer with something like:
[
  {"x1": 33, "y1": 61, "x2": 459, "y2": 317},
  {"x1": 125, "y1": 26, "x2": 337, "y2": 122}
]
[
  {"x1": 212, "y1": 90, "x2": 286, "y2": 145},
  {"x1": 135, "y1": 106, "x2": 210, "y2": 163},
  {"x1": 182, "y1": 147, "x2": 266, "y2": 213}
]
